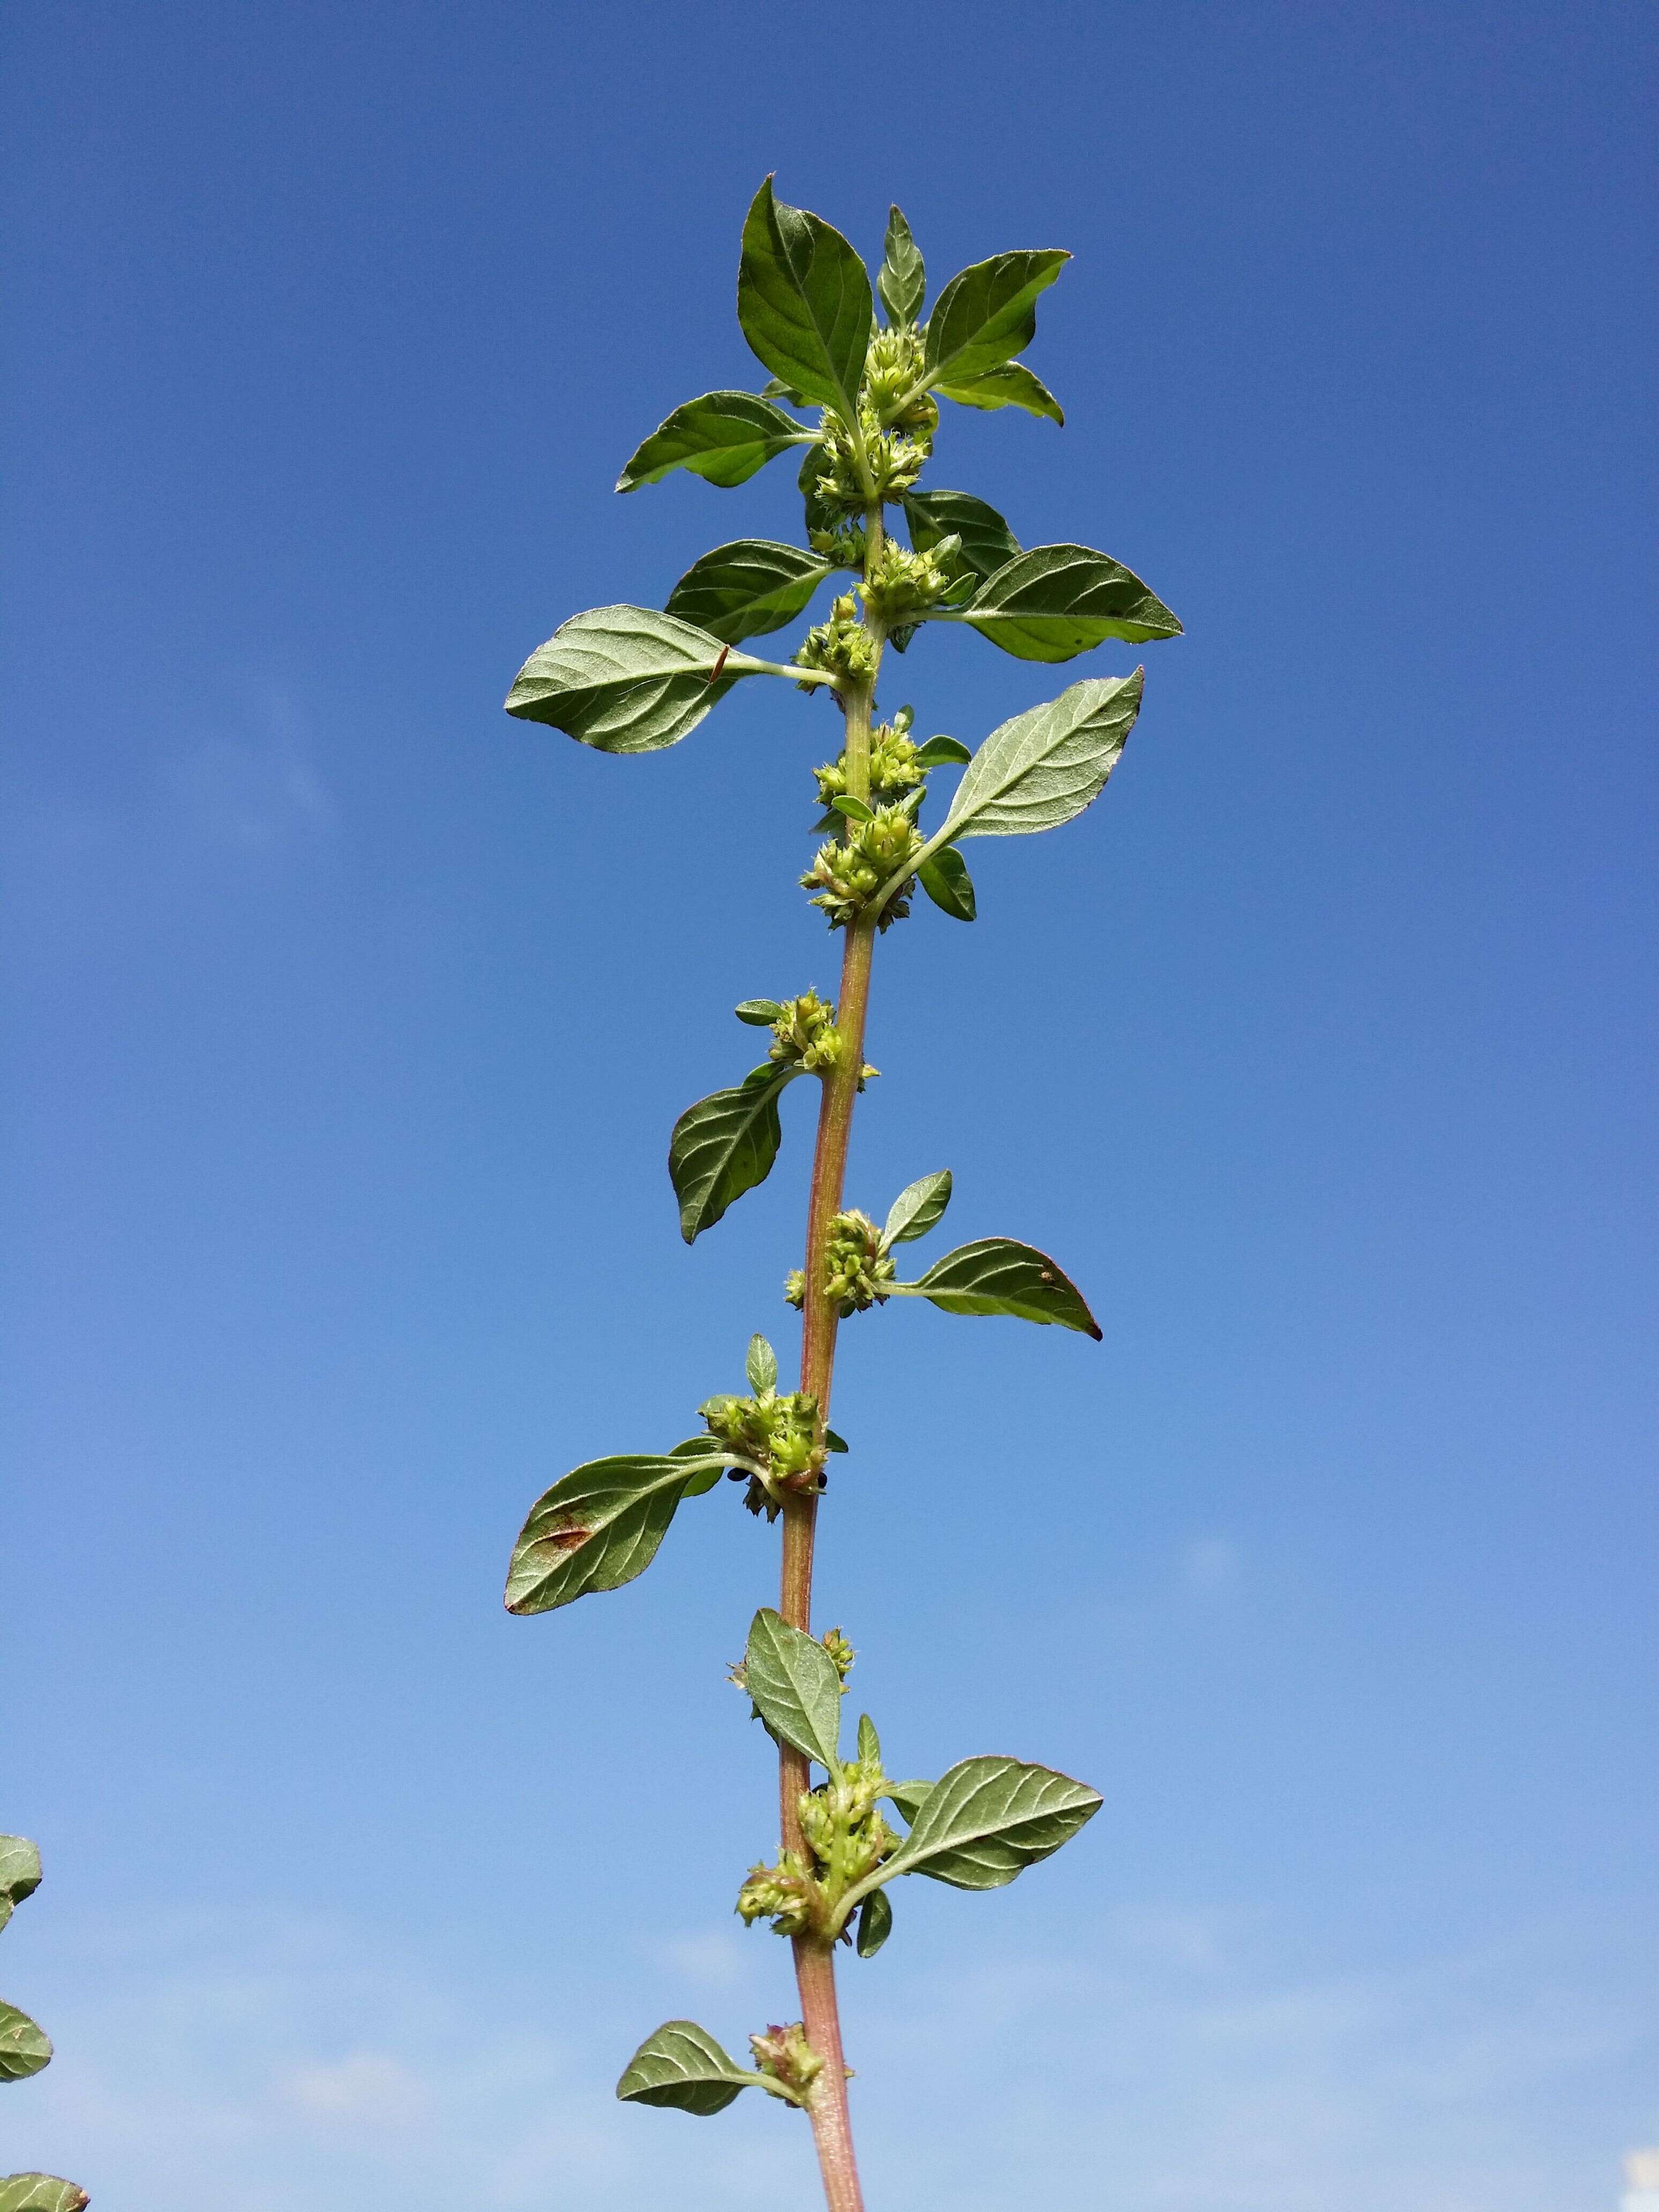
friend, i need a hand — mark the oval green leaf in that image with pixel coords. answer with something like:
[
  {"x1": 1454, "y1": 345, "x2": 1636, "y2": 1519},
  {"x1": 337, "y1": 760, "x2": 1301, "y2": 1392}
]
[
  {"x1": 505, "y1": 1452, "x2": 730, "y2": 1616},
  {"x1": 668, "y1": 1063, "x2": 801, "y2": 1243},
  {"x1": 665, "y1": 541, "x2": 832, "y2": 645},
  {"x1": 882, "y1": 1780, "x2": 933, "y2": 1826},
  {"x1": 903, "y1": 1237, "x2": 1102, "y2": 1337},
  {"x1": 956, "y1": 545, "x2": 1182, "y2": 662},
  {"x1": 923, "y1": 250, "x2": 1068, "y2": 388},
  {"x1": 881, "y1": 1170, "x2": 953, "y2": 1251},
  {"x1": 877, "y1": 205, "x2": 925, "y2": 327},
  {"x1": 939, "y1": 672, "x2": 1144, "y2": 843},
  {"x1": 0, "y1": 1840, "x2": 42, "y2": 1937},
  {"x1": 0, "y1": 2180, "x2": 91, "y2": 2212},
  {"x1": 734, "y1": 998, "x2": 784, "y2": 1026},
  {"x1": 616, "y1": 391, "x2": 813, "y2": 494},
  {"x1": 738, "y1": 178, "x2": 872, "y2": 424},
  {"x1": 913, "y1": 734, "x2": 973, "y2": 769},
  {"x1": 902, "y1": 489, "x2": 1022, "y2": 587},
  {"x1": 744, "y1": 1608, "x2": 843, "y2": 1770},
  {"x1": 854, "y1": 1887, "x2": 893, "y2": 1958},
  {"x1": 0, "y1": 2005, "x2": 52, "y2": 2083},
  {"x1": 917, "y1": 847, "x2": 977, "y2": 921},
  {"x1": 505, "y1": 606, "x2": 741, "y2": 755},
  {"x1": 884, "y1": 1755, "x2": 1102, "y2": 1890},
  {"x1": 745, "y1": 1334, "x2": 779, "y2": 1393},
  {"x1": 617, "y1": 2020, "x2": 754, "y2": 2117},
  {"x1": 856, "y1": 1713, "x2": 881, "y2": 1764},
  {"x1": 937, "y1": 361, "x2": 1064, "y2": 425}
]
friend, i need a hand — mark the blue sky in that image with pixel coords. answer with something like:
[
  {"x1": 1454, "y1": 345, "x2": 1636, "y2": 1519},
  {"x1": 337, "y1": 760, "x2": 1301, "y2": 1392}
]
[{"x1": 3, "y1": 2, "x2": 1655, "y2": 2205}]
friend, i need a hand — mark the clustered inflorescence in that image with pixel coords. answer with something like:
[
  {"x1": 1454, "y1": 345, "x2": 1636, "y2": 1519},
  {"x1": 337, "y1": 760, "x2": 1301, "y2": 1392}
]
[
  {"x1": 784, "y1": 1209, "x2": 895, "y2": 1319},
  {"x1": 700, "y1": 1381, "x2": 826, "y2": 1520}
]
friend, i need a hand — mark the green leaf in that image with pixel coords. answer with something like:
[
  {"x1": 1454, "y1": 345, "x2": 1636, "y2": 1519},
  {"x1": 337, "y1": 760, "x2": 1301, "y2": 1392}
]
[
  {"x1": 746, "y1": 1334, "x2": 779, "y2": 1393},
  {"x1": 913, "y1": 734, "x2": 972, "y2": 768},
  {"x1": 665, "y1": 540, "x2": 831, "y2": 645},
  {"x1": 738, "y1": 178, "x2": 872, "y2": 424},
  {"x1": 617, "y1": 2020, "x2": 756, "y2": 2116},
  {"x1": 0, "y1": 1841, "x2": 42, "y2": 1938},
  {"x1": 824, "y1": 1428, "x2": 849, "y2": 1454},
  {"x1": 917, "y1": 847, "x2": 977, "y2": 922},
  {"x1": 902, "y1": 489, "x2": 1022, "y2": 586},
  {"x1": 938, "y1": 672, "x2": 1144, "y2": 843},
  {"x1": 882, "y1": 1755, "x2": 1102, "y2": 1890},
  {"x1": 956, "y1": 545, "x2": 1182, "y2": 661},
  {"x1": 854, "y1": 1887, "x2": 893, "y2": 1958},
  {"x1": 900, "y1": 1237, "x2": 1102, "y2": 1337},
  {"x1": 798, "y1": 439, "x2": 836, "y2": 540},
  {"x1": 828, "y1": 794, "x2": 872, "y2": 823},
  {"x1": 744, "y1": 1608, "x2": 843, "y2": 1770},
  {"x1": 881, "y1": 1171, "x2": 953, "y2": 1251},
  {"x1": 505, "y1": 1452, "x2": 730, "y2": 1616},
  {"x1": 937, "y1": 361, "x2": 1065, "y2": 425},
  {"x1": 856, "y1": 1713, "x2": 881, "y2": 1763},
  {"x1": 883, "y1": 1780, "x2": 933, "y2": 1826},
  {"x1": 876, "y1": 205, "x2": 925, "y2": 326},
  {"x1": 759, "y1": 375, "x2": 809, "y2": 405},
  {"x1": 616, "y1": 391, "x2": 813, "y2": 494},
  {"x1": 505, "y1": 606, "x2": 741, "y2": 756},
  {"x1": 0, "y1": 2180, "x2": 90, "y2": 2212},
  {"x1": 923, "y1": 250, "x2": 1068, "y2": 389},
  {"x1": 668, "y1": 1063, "x2": 801, "y2": 1243},
  {"x1": 667, "y1": 1438, "x2": 729, "y2": 1497},
  {"x1": 734, "y1": 999, "x2": 783, "y2": 1026},
  {"x1": 0, "y1": 2005, "x2": 51, "y2": 2083}
]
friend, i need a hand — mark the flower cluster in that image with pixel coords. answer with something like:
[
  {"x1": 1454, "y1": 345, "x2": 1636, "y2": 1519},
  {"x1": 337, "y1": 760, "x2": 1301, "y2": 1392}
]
[
  {"x1": 748, "y1": 2021, "x2": 823, "y2": 2097},
  {"x1": 786, "y1": 1209, "x2": 895, "y2": 1319},
  {"x1": 736, "y1": 1746, "x2": 899, "y2": 1941},
  {"x1": 812, "y1": 707, "x2": 923, "y2": 810},
  {"x1": 795, "y1": 594, "x2": 878, "y2": 689},
  {"x1": 801, "y1": 806, "x2": 924, "y2": 931},
  {"x1": 819, "y1": 1625, "x2": 855, "y2": 1683},
  {"x1": 700, "y1": 1386, "x2": 824, "y2": 1518},
  {"x1": 806, "y1": 396, "x2": 932, "y2": 517},
  {"x1": 860, "y1": 326, "x2": 937, "y2": 431},
  {"x1": 858, "y1": 535, "x2": 961, "y2": 628},
  {"x1": 767, "y1": 989, "x2": 845, "y2": 1075}
]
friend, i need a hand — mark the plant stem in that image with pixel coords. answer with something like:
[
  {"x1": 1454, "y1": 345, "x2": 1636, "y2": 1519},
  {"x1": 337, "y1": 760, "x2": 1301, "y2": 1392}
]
[{"x1": 777, "y1": 509, "x2": 887, "y2": 2212}]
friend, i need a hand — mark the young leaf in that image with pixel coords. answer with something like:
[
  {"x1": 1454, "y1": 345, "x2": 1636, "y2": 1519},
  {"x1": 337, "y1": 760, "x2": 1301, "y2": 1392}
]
[
  {"x1": 876, "y1": 205, "x2": 925, "y2": 326},
  {"x1": 828, "y1": 794, "x2": 873, "y2": 823},
  {"x1": 937, "y1": 672, "x2": 1145, "y2": 843},
  {"x1": 0, "y1": 2004, "x2": 51, "y2": 2082},
  {"x1": 505, "y1": 1453, "x2": 730, "y2": 1616},
  {"x1": 881, "y1": 1755, "x2": 1102, "y2": 1890},
  {"x1": 0, "y1": 1840, "x2": 42, "y2": 1937},
  {"x1": 912, "y1": 734, "x2": 973, "y2": 769},
  {"x1": 505, "y1": 606, "x2": 743, "y2": 755},
  {"x1": 937, "y1": 361, "x2": 1065, "y2": 425},
  {"x1": 746, "y1": 1333, "x2": 779, "y2": 1393},
  {"x1": 882, "y1": 1780, "x2": 933, "y2": 1826},
  {"x1": 617, "y1": 2020, "x2": 757, "y2": 2116},
  {"x1": 881, "y1": 1170, "x2": 953, "y2": 1252},
  {"x1": 824, "y1": 1428, "x2": 849, "y2": 1454},
  {"x1": 899, "y1": 1237, "x2": 1103, "y2": 1337},
  {"x1": 734, "y1": 999, "x2": 784, "y2": 1026},
  {"x1": 744, "y1": 1608, "x2": 843, "y2": 1770},
  {"x1": 854, "y1": 1887, "x2": 893, "y2": 1958},
  {"x1": 668, "y1": 1064, "x2": 802, "y2": 1243},
  {"x1": 917, "y1": 847, "x2": 977, "y2": 922},
  {"x1": 954, "y1": 545, "x2": 1182, "y2": 661},
  {"x1": 856, "y1": 1713, "x2": 881, "y2": 1763},
  {"x1": 738, "y1": 178, "x2": 872, "y2": 425},
  {"x1": 616, "y1": 391, "x2": 814, "y2": 494},
  {"x1": 0, "y1": 2181, "x2": 90, "y2": 2212},
  {"x1": 902, "y1": 489, "x2": 1022, "y2": 586},
  {"x1": 666, "y1": 540, "x2": 832, "y2": 645},
  {"x1": 923, "y1": 250, "x2": 1069, "y2": 390}
]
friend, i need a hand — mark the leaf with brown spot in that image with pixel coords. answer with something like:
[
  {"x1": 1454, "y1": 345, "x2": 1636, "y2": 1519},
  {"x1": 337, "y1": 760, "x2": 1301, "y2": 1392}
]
[{"x1": 506, "y1": 1452, "x2": 736, "y2": 1616}]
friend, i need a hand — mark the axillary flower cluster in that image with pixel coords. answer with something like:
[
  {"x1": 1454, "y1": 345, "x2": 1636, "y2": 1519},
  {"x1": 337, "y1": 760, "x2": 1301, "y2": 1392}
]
[{"x1": 499, "y1": 180, "x2": 1182, "y2": 2212}]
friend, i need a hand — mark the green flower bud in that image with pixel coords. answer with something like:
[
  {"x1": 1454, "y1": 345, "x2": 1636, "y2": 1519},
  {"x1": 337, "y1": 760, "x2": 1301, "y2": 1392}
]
[
  {"x1": 820, "y1": 1626, "x2": 855, "y2": 1682},
  {"x1": 812, "y1": 1209, "x2": 897, "y2": 1318},
  {"x1": 859, "y1": 536, "x2": 960, "y2": 627},
  {"x1": 783, "y1": 1268, "x2": 806, "y2": 1310},
  {"x1": 813, "y1": 724, "x2": 925, "y2": 809}
]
